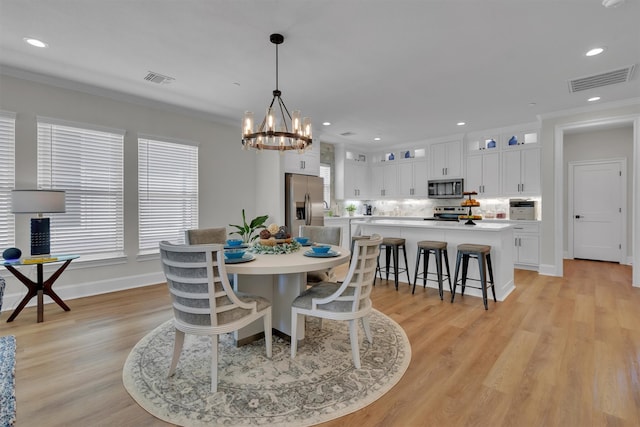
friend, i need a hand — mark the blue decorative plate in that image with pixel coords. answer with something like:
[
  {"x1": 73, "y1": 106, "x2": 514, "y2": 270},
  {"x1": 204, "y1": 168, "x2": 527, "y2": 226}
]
[
  {"x1": 224, "y1": 253, "x2": 255, "y2": 264},
  {"x1": 304, "y1": 250, "x2": 340, "y2": 258}
]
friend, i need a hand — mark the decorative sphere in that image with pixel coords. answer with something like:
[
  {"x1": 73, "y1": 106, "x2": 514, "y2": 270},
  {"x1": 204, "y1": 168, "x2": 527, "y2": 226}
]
[{"x1": 2, "y1": 247, "x2": 21, "y2": 261}]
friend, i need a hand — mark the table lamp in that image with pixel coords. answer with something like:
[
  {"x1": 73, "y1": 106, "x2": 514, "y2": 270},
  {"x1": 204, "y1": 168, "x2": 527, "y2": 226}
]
[{"x1": 11, "y1": 189, "x2": 66, "y2": 256}]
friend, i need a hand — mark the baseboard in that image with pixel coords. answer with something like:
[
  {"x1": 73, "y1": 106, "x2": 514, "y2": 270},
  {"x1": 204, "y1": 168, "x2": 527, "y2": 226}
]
[
  {"x1": 538, "y1": 263, "x2": 560, "y2": 276},
  {"x1": 0, "y1": 271, "x2": 165, "y2": 314}
]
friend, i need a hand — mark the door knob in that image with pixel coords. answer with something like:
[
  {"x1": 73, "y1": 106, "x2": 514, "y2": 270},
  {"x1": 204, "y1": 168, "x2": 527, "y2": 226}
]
[{"x1": 575, "y1": 215, "x2": 581, "y2": 219}]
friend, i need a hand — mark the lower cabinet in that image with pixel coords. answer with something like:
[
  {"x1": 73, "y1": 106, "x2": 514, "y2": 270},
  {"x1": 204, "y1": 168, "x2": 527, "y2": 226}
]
[{"x1": 512, "y1": 222, "x2": 539, "y2": 269}]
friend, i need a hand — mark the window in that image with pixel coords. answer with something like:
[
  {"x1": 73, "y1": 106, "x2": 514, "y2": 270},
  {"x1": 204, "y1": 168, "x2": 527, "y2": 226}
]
[
  {"x1": 138, "y1": 136, "x2": 198, "y2": 253},
  {"x1": 0, "y1": 111, "x2": 16, "y2": 249},
  {"x1": 319, "y1": 164, "x2": 331, "y2": 207},
  {"x1": 37, "y1": 118, "x2": 124, "y2": 259}
]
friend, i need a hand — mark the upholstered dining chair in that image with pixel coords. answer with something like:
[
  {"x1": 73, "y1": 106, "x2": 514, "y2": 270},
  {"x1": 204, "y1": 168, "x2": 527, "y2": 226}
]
[
  {"x1": 184, "y1": 227, "x2": 227, "y2": 245},
  {"x1": 159, "y1": 241, "x2": 272, "y2": 393},
  {"x1": 290, "y1": 234, "x2": 382, "y2": 369},
  {"x1": 299, "y1": 225, "x2": 343, "y2": 284}
]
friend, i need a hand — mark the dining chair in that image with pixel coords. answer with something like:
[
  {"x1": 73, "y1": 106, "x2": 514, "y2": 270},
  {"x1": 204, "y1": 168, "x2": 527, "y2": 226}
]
[
  {"x1": 184, "y1": 227, "x2": 227, "y2": 245},
  {"x1": 299, "y1": 225, "x2": 343, "y2": 284},
  {"x1": 159, "y1": 241, "x2": 272, "y2": 393},
  {"x1": 290, "y1": 234, "x2": 382, "y2": 369}
]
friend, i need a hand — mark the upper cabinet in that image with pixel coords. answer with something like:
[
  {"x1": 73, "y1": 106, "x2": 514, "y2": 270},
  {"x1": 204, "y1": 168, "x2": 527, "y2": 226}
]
[
  {"x1": 344, "y1": 161, "x2": 370, "y2": 199},
  {"x1": 284, "y1": 140, "x2": 320, "y2": 175},
  {"x1": 340, "y1": 150, "x2": 370, "y2": 199},
  {"x1": 466, "y1": 132, "x2": 501, "y2": 154},
  {"x1": 465, "y1": 151, "x2": 501, "y2": 197},
  {"x1": 502, "y1": 147, "x2": 540, "y2": 196},
  {"x1": 398, "y1": 159, "x2": 428, "y2": 197},
  {"x1": 430, "y1": 140, "x2": 462, "y2": 178}
]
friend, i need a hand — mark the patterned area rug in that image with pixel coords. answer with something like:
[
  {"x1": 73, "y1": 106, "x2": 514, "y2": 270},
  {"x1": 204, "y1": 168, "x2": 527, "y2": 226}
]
[
  {"x1": 123, "y1": 310, "x2": 410, "y2": 426},
  {"x1": 0, "y1": 335, "x2": 16, "y2": 427}
]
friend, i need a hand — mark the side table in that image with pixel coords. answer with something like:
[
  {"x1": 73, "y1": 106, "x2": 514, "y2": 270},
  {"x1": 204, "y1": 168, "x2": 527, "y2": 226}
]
[{"x1": 2, "y1": 255, "x2": 79, "y2": 323}]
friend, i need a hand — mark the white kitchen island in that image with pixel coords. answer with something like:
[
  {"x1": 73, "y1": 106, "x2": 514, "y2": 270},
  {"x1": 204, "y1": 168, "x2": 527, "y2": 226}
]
[{"x1": 352, "y1": 219, "x2": 515, "y2": 301}]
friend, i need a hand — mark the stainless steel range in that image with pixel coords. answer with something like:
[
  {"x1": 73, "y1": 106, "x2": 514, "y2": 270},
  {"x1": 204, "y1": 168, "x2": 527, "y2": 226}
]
[{"x1": 424, "y1": 206, "x2": 467, "y2": 221}]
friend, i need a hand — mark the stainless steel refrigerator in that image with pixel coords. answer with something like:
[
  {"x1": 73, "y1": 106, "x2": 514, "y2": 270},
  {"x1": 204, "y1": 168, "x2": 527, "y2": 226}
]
[{"x1": 285, "y1": 173, "x2": 324, "y2": 237}]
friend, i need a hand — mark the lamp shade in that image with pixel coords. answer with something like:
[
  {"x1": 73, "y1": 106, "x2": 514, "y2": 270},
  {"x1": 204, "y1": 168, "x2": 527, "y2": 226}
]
[{"x1": 11, "y1": 190, "x2": 66, "y2": 214}]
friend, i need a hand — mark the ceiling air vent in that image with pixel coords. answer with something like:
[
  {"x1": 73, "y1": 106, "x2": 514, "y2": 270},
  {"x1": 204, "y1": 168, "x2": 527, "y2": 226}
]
[
  {"x1": 144, "y1": 71, "x2": 175, "y2": 85},
  {"x1": 340, "y1": 131, "x2": 355, "y2": 137},
  {"x1": 568, "y1": 65, "x2": 635, "y2": 93}
]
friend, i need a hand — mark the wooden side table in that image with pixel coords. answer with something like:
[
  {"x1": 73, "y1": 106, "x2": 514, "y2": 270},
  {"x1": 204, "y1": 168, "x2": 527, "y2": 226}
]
[{"x1": 2, "y1": 255, "x2": 79, "y2": 323}]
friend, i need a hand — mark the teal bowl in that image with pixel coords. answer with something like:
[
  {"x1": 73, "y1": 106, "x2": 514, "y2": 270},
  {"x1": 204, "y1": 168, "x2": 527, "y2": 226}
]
[
  {"x1": 311, "y1": 245, "x2": 331, "y2": 254},
  {"x1": 294, "y1": 237, "x2": 309, "y2": 245},
  {"x1": 225, "y1": 249, "x2": 245, "y2": 259},
  {"x1": 226, "y1": 239, "x2": 243, "y2": 247}
]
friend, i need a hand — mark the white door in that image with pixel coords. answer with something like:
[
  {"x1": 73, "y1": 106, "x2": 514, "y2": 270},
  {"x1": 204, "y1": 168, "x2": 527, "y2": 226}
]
[{"x1": 571, "y1": 160, "x2": 623, "y2": 262}]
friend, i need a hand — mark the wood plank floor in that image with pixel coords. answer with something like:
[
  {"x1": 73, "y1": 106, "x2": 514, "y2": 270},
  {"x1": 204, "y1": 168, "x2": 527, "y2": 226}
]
[{"x1": 1, "y1": 259, "x2": 638, "y2": 426}]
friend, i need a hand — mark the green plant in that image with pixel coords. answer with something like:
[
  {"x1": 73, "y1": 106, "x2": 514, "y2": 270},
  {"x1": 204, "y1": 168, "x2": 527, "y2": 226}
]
[
  {"x1": 346, "y1": 204, "x2": 357, "y2": 213},
  {"x1": 229, "y1": 209, "x2": 269, "y2": 243}
]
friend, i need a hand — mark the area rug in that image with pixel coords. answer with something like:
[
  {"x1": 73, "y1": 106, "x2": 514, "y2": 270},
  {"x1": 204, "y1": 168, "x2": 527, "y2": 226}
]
[
  {"x1": 123, "y1": 309, "x2": 410, "y2": 426},
  {"x1": 0, "y1": 335, "x2": 16, "y2": 427}
]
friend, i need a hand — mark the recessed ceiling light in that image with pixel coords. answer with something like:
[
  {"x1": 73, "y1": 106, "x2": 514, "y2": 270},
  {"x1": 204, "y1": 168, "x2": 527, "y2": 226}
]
[
  {"x1": 24, "y1": 37, "x2": 48, "y2": 48},
  {"x1": 322, "y1": 122, "x2": 331, "y2": 126},
  {"x1": 602, "y1": 0, "x2": 625, "y2": 8},
  {"x1": 588, "y1": 96, "x2": 601, "y2": 102},
  {"x1": 586, "y1": 47, "x2": 605, "y2": 57},
  {"x1": 373, "y1": 137, "x2": 381, "y2": 141},
  {"x1": 457, "y1": 122, "x2": 466, "y2": 126}
]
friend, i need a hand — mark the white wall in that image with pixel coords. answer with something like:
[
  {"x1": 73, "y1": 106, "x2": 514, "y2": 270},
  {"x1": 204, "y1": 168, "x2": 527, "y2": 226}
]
[
  {"x1": 0, "y1": 74, "x2": 262, "y2": 312},
  {"x1": 539, "y1": 101, "x2": 640, "y2": 285},
  {"x1": 564, "y1": 126, "x2": 634, "y2": 257}
]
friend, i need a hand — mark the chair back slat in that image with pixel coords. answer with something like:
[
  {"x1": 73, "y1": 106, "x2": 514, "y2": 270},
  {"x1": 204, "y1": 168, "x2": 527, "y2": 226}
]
[
  {"x1": 159, "y1": 241, "x2": 256, "y2": 327},
  {"x1": 311, "y1": 235, "x2": 382, "y2": 313}
]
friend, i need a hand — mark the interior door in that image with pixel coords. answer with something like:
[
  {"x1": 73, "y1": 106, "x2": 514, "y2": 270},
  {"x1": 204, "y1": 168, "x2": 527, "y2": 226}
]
[{"x1": 572, "y1": 161, "x2": 623, "y2": 262}]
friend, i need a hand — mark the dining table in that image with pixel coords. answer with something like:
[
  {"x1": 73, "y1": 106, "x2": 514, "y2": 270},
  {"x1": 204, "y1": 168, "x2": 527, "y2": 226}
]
[{"x1": 225, "y1": 244, "x2": 350, "y2": 344}]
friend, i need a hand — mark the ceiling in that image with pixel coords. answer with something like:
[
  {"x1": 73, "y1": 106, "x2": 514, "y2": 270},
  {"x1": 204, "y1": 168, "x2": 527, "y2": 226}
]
[{"x1": 1, "y1": 0, "x2": 639, "y2": 149}]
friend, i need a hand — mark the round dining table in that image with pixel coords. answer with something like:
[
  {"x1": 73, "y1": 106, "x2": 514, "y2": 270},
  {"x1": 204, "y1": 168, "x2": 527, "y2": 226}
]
[{"x1": 225, "y1": 244, "x2": 350, "y2": 344}]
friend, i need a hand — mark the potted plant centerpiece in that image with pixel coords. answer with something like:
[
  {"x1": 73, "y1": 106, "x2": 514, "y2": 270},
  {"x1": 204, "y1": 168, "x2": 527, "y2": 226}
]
[
  {"x1": 346, "y1": 204, "x2": 357, "y2": 216},
  {"x1": 229, "y1": 209, "x2": 269, "y2": 243}
]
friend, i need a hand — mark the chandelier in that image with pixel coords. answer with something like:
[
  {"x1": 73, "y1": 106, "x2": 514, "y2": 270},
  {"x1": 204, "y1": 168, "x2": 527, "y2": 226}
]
[{"x1": 242, "y1": 33, "x2": 312, "y2": 152}]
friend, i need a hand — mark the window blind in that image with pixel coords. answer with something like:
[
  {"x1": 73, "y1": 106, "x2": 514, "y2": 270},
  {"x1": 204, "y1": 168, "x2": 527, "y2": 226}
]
[
  {"x1": 138, "y1": 137, "x2": 198, "y2": 253},
  {"x1": 0, "y1": 111, "x2": 16, "y2": 249},
  {"x1": 37, "y1": 118, "x2": 125, "y2": 258}
]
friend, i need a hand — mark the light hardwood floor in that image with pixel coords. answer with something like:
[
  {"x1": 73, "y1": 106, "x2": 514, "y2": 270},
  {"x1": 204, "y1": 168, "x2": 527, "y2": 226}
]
[{"x1": 0, "y1": 259, "x2": 638, "y2": 426}]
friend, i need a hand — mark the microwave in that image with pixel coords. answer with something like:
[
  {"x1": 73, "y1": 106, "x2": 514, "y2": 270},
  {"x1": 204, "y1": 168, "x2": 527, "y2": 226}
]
[{"x1": 428, "y1": 178, "x2": 464, "y2": 199}]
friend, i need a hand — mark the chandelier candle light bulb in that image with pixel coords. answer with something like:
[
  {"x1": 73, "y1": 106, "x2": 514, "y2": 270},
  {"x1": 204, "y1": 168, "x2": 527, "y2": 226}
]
[{"x1": 241, "y1": 33, "x2": 312, "y2": 152}]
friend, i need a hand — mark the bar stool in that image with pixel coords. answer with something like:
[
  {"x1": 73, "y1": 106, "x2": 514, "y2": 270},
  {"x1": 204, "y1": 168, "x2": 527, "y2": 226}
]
[
  {"x1": 450, "y1": 244, "x2": 496, "y2": 310},
  {"x1": 375, "y1": 237, "x2": 411, "y2": 290},
  {"x1": 413, "y1": 240, "x2": 452, "y2": 300}
]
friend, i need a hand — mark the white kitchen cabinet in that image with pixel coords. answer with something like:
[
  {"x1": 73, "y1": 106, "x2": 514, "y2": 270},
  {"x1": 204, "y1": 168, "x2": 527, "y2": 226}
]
[
  {"x1": 344, "y1": 161, "x2": 369, "y2": 199},
  {"x1": 465, "y1": 152, "x2": 500, "y2": 197},
  {"x1": 430, "y1": 140, "x2": 462, "y2": 178},
  {"x1": 284, "y1": 141, "x2": 320, "y2": 175},
  {"x1": 502, "y1": 147, "x2": 540, "y2": 196},
  {"x1": 398, "y1": 159, "x2": 428, "y2": 197},
  {"x1": 371, "y1": 162, "x2": 398, "y2": 197},
  {"x1": 511, "y1": 222, "x2": 540, "y2": 268}
]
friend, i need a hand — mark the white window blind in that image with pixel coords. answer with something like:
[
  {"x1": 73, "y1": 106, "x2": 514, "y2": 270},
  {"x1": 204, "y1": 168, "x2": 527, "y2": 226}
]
[
  {"x1": 138, "y1": 137, "x2": 198, "y2": 253},
  {"x1": 0, "y1": 112, "x2": 16, "y2": 249},
  {"x1": 37, "y1": 118, "x2": 125, "y2": 258},
  {"x1": 319, "y1": 164, "x2": 331, "y2": 207}
]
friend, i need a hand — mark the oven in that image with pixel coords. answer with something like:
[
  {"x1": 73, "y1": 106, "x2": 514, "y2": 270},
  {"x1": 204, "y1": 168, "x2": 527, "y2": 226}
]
[{"x1": 423, "y1": 206, "x2": 467, "y2": 221}]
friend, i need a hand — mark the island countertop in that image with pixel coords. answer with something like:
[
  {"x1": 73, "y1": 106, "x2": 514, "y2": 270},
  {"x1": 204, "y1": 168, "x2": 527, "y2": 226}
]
[
  {"x1": 351, "y1": 219, "x2": 513, "y2": 231},
  {"x1": 353, "y1": 219, "x2": 516, "y2": 302}
]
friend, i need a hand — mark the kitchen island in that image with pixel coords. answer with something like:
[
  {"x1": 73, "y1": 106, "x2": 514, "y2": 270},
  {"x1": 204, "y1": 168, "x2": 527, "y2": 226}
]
[{"x1": 352, "y1": 219, "x2": 515, "y2": 301}]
